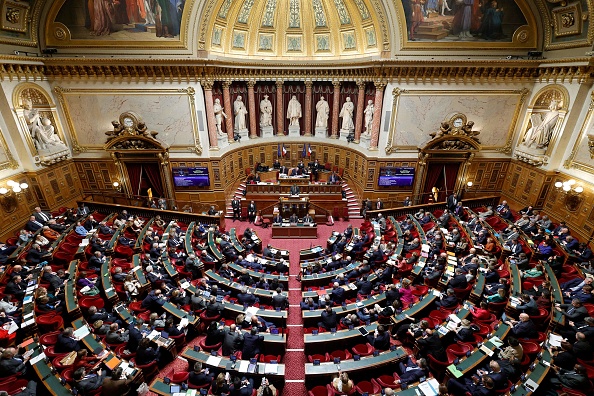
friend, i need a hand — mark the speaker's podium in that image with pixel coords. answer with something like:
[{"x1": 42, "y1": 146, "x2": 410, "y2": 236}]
[{"x1": 272, "y1": 195, "x2": 317, "y2": 239}]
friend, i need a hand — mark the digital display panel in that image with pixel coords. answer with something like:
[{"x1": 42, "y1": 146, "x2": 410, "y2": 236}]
[
  {"x1": 378, "y1": 167, "x2": 415, "y2": 187},
  {"x1": 173, "y1": 167, "x2": 210, "y2": 187}
]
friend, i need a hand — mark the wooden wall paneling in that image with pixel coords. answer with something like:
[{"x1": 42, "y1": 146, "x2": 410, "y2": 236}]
[
  {"x1": 0, "y1": 174, "x2": 39, "y2": 240},
  {"x1": 74, "y1": 159, "x2": 118, "y2": 193}
]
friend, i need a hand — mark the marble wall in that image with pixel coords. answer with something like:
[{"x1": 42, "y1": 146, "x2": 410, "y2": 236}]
[{"x1": 386, "y1": 89, "x2": 526, "y2": 151}]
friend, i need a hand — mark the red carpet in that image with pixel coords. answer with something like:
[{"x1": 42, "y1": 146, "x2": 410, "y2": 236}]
[{"x1": 151, "y1": 220, "x2": 353, "y2": 396}]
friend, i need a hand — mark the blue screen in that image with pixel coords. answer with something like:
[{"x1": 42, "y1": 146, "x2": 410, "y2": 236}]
[{"x1": 173, "y1": 167, "x2": 210, "y2": 187}]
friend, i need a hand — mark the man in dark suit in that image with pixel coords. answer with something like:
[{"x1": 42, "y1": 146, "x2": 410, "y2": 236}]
[
  {"x1": 25, "y1": 216, "x2": 43, "y2": 232},
  {"x1": 290, "y1": 184, "x2": 300, "y2": 195},
  {"x1": 0, "y1": 348, "x2": 29, "y2": 377},
  {"x1": 55, "y1": 328, "x2": 82, "y2": 353},
  {"x1": 237, "y1": 287, "x2": 258, "y2": 306},
  {"x1": 375, "y1": 198, "x2": 384, "y2": 210},
  {"x1": 189, "y1": 362, "x2": 214, "y2": 387},
  {"x1": 232, "y1": 198, "x2": 241, "y2": 221},
  {"x1": 329, "y1": 172, "x2": 339, "y2": 184},
  {"x1": 222, "y1": 324, "x2": 244, "y2": 356},
  {"x1": 549, "y1": 364, "x2": 590, "y2": 392},
  {"x1": 448, "y1": 268, "x2": 468, "y2": 289},
  {"x1": 447, "y1": 193, "x2": 459, "y2": 211},
  {"x1": 33, "y1": 206, "x2": 52, "y2": 224},
  {"x1": 556, "y1": 299, "x2": 589, "y2": 326},
  {"x1": 73, "y1": 367, "x2": 107, "y2": 394},
  {"x1": 127, "y1": 319, "x2": 144, "y2": 352},
  {"x1": 367, "y1": 325, "x2": 391, "y2": 350},
  {"x1": 330, "y1": 282, "x2": 345, "y2": 305},
  {"x1": 356, "y1": 275, "x2": 373, "y2": 296},
  {"x1": 242, "y1": 328, "x2": 264, "y2": 360},
  {"x1": 573, "y1": 332, "x2": 593, "y2": 360},
  {"x1": 504, "y1": 238, "x2": 523, "y2": 257},
  {"x1": 447, "y1": 376, "x2": 495, "y2": 396},
  {"x1": 505, "y1": 313, "x2": 538, "y2": 339},
  {"x1": 279, "y1": 165, "x2": 288, "y2": 175},
  {"x1": 272, "y1": 288, "x2": 288, "y2": 309},
  {"x1": 88, "y1": 251, "x2": 105, "y2": 272},
  {"x1": 436, "y1": 288, "x2": 459, "y2": 309},
  {"x1": 83, "y1": 215, "x2": 98, "y2": 231},
  {"x1": 248, "y1": 201, "x2": 257, "y2": 223},
  {"x1": 4, "y1": 275, "x2": 27, "y2": 300},
  {"x1": 319, "y1": 306, "x2": 338, "y2": 330},
  {"x1": 272, "y1": 213, "x2": 282, "y2": 225}
]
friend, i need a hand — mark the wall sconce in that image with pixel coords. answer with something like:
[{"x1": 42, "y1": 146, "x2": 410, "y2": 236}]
[
  {"x1": 554, "y1": 179, "x2": 584, "y2": 195},
  {"x1": 465, "y1": 181, "x2": 473, "y2": 191},
  {"x1": 0, "y1": 180, "x2": 29, "y2": 195},
  {"x1": 112, "y1": 181, "x2": 122, "y2": 192}
]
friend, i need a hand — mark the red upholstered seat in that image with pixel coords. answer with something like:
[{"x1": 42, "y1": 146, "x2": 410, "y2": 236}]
[
  {"x1": 198, "y1": 339, "x2": 221, "y2": 352},
  {"x1": 39, "y1": 330, "x2": 61, "y2": 346},
  {"x1": 259, "y1": 354, "x2": 281, "y2": 363},
  {"x1": 308, "y1": 354, "x2": 330, "y2": 363},
  {"x1": 351, "y1": 343, "x2": 374, "y2": 357},
  {"x1": 427, "y1": 353, "x2": 450, "y2": 381},
  {"x1": 373, "y1": 374, "x2": 400, "y2": 389},
  {"x1": 37, "y1": 313, "x2": 64, "y2": 332},
  {"x1": 355, "y1": 380, "x2": 380, "y2": 395},
  {"x1": 131, "y1": 358, "x2": 158, "y2": 382},
  {"x1": 328, "y1": 350, "x2": 352, "y2": 361},
  {"x1": 308, "y1": 385, "x2": 332, "y2": 396},
  {"x1": 171, "y1": 371, "x2": 189, "y2": 383}
]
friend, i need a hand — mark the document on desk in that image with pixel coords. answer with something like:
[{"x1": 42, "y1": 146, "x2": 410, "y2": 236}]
[
  {"x1": 525, "y1": 378, "x2": 539, "y2": 391},
  {"x1": 264, "y1": 363, "x2": 278, "y2": 374},
  {"x1": 245, "y1": 306, "x2": 259, "y2": 321},
  {"x1": 447, "y1": 364, "x2": 463, "y2": 378},
  {"x1": 548, "y1": 333, "x2": 563, "y2": 347},
  {"x1": 238, "y1": 360, "x2": 250, "y2": 373},
  {"x1": 418, "y1": 378, "x2": 440, "y2": 396},
  {"x1": 479, "y1": 344, "x2": 494, "y2": 356},
  {"x1": 206, "y1": 355, "x2": 222, "y2": 367},
  {"x1": 73, "y1": 326, "x2": 90, "y2": 339},
  {"x1": 489, "y1": 336, "x2": 503, "y2": 348},
  {"x1": 448, "y1": 314, "x2": 461, "y2": 323},
  {"x1": 29, "y1": 352, "x2": 46, "y2": 365}
]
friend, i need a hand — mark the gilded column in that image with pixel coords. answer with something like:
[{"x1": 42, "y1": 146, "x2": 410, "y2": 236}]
[
  {"x1": 354, "y1": 81, "x2": 366, "y2": 144},
  {"x1": 370, "y1": 80, "x2": 385, "y2": 151},
  {"x1": 247, "y1": 80, "x2": 258, "y2": 139},
  {"x1": 222, "y1": 81, "x2": 234, "y2": 143},
  {"x1": 202, "y1": 80, "x2": 218, "y2": 150},
  {"x1": 276, "y1": 80, "x2": 284, "y2": 136},
  {"x1": 330, "y1": 80, "x2": 341, "y2": 139},
  {"x1": 304, "y1": 81, "x2": 313, "y2": 136}
]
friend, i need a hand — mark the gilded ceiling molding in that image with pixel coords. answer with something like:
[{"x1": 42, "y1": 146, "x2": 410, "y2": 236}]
[
  {"x1": 0, "y1": 0, "x2": 43, "y2": 47},
  {"x1": 538, "y1": 0, "x2": 594, "y2": 51}
]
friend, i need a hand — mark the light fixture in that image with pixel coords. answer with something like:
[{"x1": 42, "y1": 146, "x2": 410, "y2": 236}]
[
  {"x1": 112, "y1": 181, "x2": 122, "y2": 192},
  {"x1": 554, "y1": 178, "x2": 584, "y2": 196},
  {"x1": 467, "y1": 181, "x2": 473, "y2": 187},
  {"x1": 0, "y1": 180, "x2": 29, "y2": 195}
]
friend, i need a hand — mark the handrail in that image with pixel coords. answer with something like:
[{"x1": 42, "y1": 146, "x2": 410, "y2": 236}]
[{"x1": 81, "y1": 191, "x2": 219, "y2": 214}]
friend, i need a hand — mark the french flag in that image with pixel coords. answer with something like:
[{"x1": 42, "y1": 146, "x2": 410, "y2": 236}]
[
  {"x1": 282, "y1": 144, "x2": 287, "y2": 157},
  {"x1": 307, "y1": 144, "x2": 312, "y2": 157}
]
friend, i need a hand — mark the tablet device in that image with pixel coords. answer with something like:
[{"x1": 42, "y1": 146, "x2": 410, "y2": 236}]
[
  {"x1": 170, "y1": 385, "x2": 180, "y2": 393},
  {"x1": 357, "y1": 327, "x2": 369, "y2": 337}
]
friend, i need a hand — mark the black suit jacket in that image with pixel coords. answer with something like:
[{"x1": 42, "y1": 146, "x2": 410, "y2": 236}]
[
  {"x1": 25, "y1": 220, "x2": 43, "y2": 232},
  {"x1": 75, "y1": 371, "x2": 106, "y2": 393},
  {"x1": 242, "y1": 333, "x2": 264, "y2": 360},
  {"x1": 0, "y1": 357, "x2": 27, "y2": 376},
  {"x1": 55, "y1": 334, "x2": 81, "y2": 353}
]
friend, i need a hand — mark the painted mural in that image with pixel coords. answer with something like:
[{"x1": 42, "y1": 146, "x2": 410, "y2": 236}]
[
  {"x1": 54, "y1": 0, "x2": 186, "y2": 40},
  {"x1": 400, "y1": 0, "x2": 527, "y2": 42}
]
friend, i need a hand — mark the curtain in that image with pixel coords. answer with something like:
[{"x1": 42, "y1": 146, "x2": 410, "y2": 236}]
[
  {"x1": 443, "y1": 162, "x2": 461, "y2": 198},
  {"x1": 125, "y1": 163, "x2": 142, "y2": 196},
  {"x1": 423, "y1": 163, "x2": 444, "y2": 203},
  {"x1": 143, "y1": 163, "x2": 164, "y2": 198}
]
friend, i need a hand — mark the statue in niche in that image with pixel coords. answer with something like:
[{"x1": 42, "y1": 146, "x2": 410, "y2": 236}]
[
  {"x1": 260, "y1": 95, "x2": 273, "y2": 127},
  {"x1": 234, "y1": 95, "x2": 248, "y2": 132},
  {"x1": 522, "y1": 99, "x2": 561, "y2": 149},
  {"x1": 213, "y1": 98, "x2": 227, "y2": 136},
  {"x1": 339, "y1": 97, "x2": 355, "y2": 131},
  {"x1": 23, "y1": 99, "x2": 66, "y2": 151},
  {"x1": 363, "y1": 100, "x2": 374, "y2": 135},
  {"x1": 287, "y1": 95, "x2": 302, "y2": 126},
  {"x1": 315, "y1": 96, "x2": 329, "y2": 128}
]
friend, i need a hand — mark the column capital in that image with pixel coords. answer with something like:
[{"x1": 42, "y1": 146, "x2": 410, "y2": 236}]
[
  {"x1": 373, "y1": 79, "x2": 386, "y2": 90},
  {"x1": 304, "y1": 80, "x2": 313, "y2": 88},
  {"x1": 202, "y1": 79, "x2": 214, "y2": 90},
  {"x1": 357, "y1": 80, "x2": 367, "y2": 90},
  {"x1": 247, "y1": 80, "x2": 256, "y2": 88},
  {"x1": 275, "y1": 80, "x2": 284, "y2": 88},
  {"x1": 332, "y1": 80, "x2": 341, "y2": 87},
  {"x1": 222, "y1": 80, "x2": 231, "y2": 89}
]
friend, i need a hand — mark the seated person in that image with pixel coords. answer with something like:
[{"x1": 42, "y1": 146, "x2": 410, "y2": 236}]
[
  {"x1": 189, "y1": 362, "x2": 214, "y2": 387},
  {"x1": 331, "y1": 371, "x2": 354, "y2": 394},
  {"x1": 73, "y1": 367, "x2": 107, "y2": 394},
  {"x1": 135, "y1": 337, "x2": 161, "y2": 366}
]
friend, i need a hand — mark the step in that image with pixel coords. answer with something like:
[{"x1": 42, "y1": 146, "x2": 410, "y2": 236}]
[{"x1": 416, "y1": 31, "x2": 448, "y2": 40}]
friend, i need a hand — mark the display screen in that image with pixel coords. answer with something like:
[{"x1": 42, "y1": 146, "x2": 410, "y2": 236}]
[
  {"x1": 378, "y1": 167, "x2": 415, "y2": 187},
  {"x1": 173, "y1": 167, "x2": 210, "y2": 187}
]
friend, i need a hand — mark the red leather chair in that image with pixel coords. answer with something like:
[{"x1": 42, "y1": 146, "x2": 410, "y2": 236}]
[
  {"x1": 0, "y1": 379, "x2": 30, "y2": 394},
  {"x1": 199, "y1": 311, "x2": 221, "y2": 327},
  {"x1": 327, "y1": 383, "x2": 356, "y2": 396},
  {"x1": 529, "y1": 308, "x2": 550, "y2": 327},
  {"x1": 39, "y1": 330, "x2": 61, "y2": 346},
  {"x1": 198, "y1": 339, "x2": 221, "y2": 352},
  {"x1": 519, "y1": 341, "x2": 540, "y2": 358},
  {"x1": 52, "y1": 356, "x2": 72, "y2": 371},
  {"x1": 351, "y1": 343, "x2": 374, "y2": 357},
  {"x1": 308, "y1": 385, "x2": 332, "y2": 396},
  {"x1": 115, "y1": 344, "x2": 135, "y2": 360},
  {"x1": 355, "y1": 380, "x2": 380, "y2": 395},
  {"x1": 308, "y1": 354, "x2": 330, "y2": 363},
  {"x1": 62, "y1": 368, "x2": 75, "y2": 384},
  {"x1": 171, "y1": 371, "x2": 189, "y2": 383},
  {"x1": 170, "y1": 333, "x2": 186, "y2": 350},
  {"x1": 427, "y1": 353, "x2": 450, "y2": 381},
  {"x1": 446, "y1": 343, "x2": 472, "y2": 363},
  {"x1": 328, "y1": 350, "x2": 352, "y2": 361},
  {"x1": 411, "y1": 285, "x2": 429, "y2": 297},
  {"x1": 37, "y1": 313, "x2": 64, "y2": 332},
  {"x1": 495, "y1": 380, "x2": 513, "y2": 394},
  {"x1": 373, "y1": 374, "x2": 400, "y2": 389},
  {"x1": 259, "y1": 354, "x2": 281, "y2": 363},
  {"x1": 114, "y1": 245, "x2": 134, "y2": 259},
  {"x1": 79, "y1": 296, "x2": 105, "y2": 312},
  {"x1": 129, "y1": 301, "x2": 148, "y2": 314},
  {"x1": 131, "y1": 358, "x2": 158, "y2": 382}
]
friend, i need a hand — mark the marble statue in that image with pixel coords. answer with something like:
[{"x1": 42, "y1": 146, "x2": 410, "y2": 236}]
[
  {"x1": 260, "y1": 95, "x2": 273, "y2": 127},
  {"x1": 523, "y1": 100, "x2": 560, "y2": 149},
  {"x1": 23, "y1": 99, "x2": 65, "y2": 150},
  {"x1": 213, "y1": 98, "x2": 227, "y2": 136},
  {"x1": 363, "y1": 100, "x2": 374, "y2": 135},
  {"x1": 233, "y1": 95, "x2": 248, "y2": 131},
  {"x1": 287, "y1": 95, "x2": 302, "y2": 126},
  {"x1": 315, "y1": 96, "x2": 330, "y2": 128},
  {"x1": 339, "y1": 97, "x2": 355, "y2": 131}
]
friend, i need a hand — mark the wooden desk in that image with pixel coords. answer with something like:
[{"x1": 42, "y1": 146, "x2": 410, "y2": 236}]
[
  {"x1": 302, "y1": 293, "x2": 386, "y2": 326},
  {"x1": 227, "y1": 263, "x2": 289, "y2": 285},
  {"x1": 258, "y1": 169, "x2": 279, "y2": 182},
  {"x1": 271, "y1": 224, "x2": 318, "y2": 239},
  {"x1": 27, "y1": 342, "x2": 73, "y2": 396},
  {"x1": 101, "y1": 258, "x2": 118, "y2": 305},
  {"x1": 65, "y1": 260, "x2": 82, "y2": 320},
  {"x1": 205, "y1": 270, "x2": 288, "y2": 302},
  {"x1": 510, "y1": 349, "x2": 551, "y2": 396},
  {"x1": 305, "y1": 348, "x2": 407, "y2": 376},
  {"x1": 208, "y1": 230, "x2": 225, "y2": 261},
  {"x1": 135, "y1": 218, "x2": 155, "y2": 252},
  {"x1": 300, "y1": 245, "x2": 325, "y2": 261},
  {"x1": 229, "y1": 228, "x2": 245, "y2": 253}
]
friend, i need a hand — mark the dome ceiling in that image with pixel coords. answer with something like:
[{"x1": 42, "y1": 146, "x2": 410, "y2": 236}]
[{"x1": 201, "y1": 0, "x2": 385, "y2": 59}]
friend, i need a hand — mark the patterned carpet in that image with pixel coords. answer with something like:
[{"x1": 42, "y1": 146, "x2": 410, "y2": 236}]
[{"x1": 150, "y1": 219, "x2": 353, "y2": 395}]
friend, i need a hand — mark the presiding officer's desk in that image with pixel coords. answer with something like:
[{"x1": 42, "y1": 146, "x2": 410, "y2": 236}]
[{"x1": 271, "y1": 223, "x2": 318, "y2": 239}]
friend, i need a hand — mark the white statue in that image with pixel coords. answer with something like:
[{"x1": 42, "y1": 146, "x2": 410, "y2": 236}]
[
  {"x1": 339, "y1": 97, "x2": 355, "y2": 131},
  {"x1": 213, "y1": 98, "x2": 227, "y2": 136},
  {"x1": 23, "y1": 99, "x2": 65, "y2": 150},
  {"x1": 363, "y1": 100, "x2": 374, "y2": 135},
  {"x1": 286, "y1": 95, "x2": 302, "y2": 126},
  {"x1": 233, "y1": 95, "x2": 248, "y2": 131},
  {"x1": 315, "y1": 96, "x2": 330, "y2": 128},
  {"x1": 260, "y1": 95, "x2": 273, "y2": 127},
  {"x1": 523, "y1": 99, "x2": 560, "y2": 149}
]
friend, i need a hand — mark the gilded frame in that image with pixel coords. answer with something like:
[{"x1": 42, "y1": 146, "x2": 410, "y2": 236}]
[
  {"x1": 0, "y1": 128, "x2": 18, "y2": 171},
  {"x1": 540, "y1": 0, "x2": 594, "y2": 50},
  {"x1": 0, "y1": 0, "x2": 42, "y2": 47},
  {"x1": 564, "y1": 91, "x2": 594, "y2": 174},
  {"x1": 385, "y1": 88, "x2": 529, "y2": 154},
  {"x1": 394, "y1": 0, "x2": 538, "y2": 50},
  {"x1": 53, "y1": 86, "x2": 202, "y2": 154}
]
